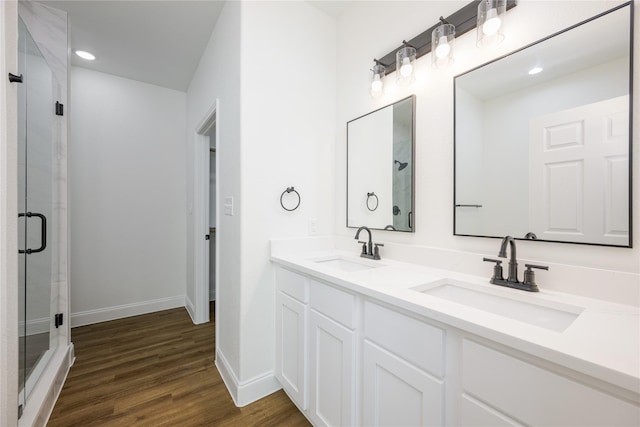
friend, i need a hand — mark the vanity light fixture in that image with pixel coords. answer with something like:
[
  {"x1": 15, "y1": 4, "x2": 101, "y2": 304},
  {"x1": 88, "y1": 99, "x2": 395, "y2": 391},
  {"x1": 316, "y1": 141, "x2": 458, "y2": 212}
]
[
  {"x1": 432, "y1": 17, "x2": 455, "y2": 68},
  {"x1": 370, "y1": 59, "x2": 386, "y2": 98},
  {"x1": 396, "y1": 41, "x2": 417, "y2": 85},
  {"x1": 75, "y1": 50, "x2": 96, "y2": 61},
  {"x1": 477, "y1": 0, "x2": 507, "y2": 47},
  {"x1": 369, "y1": 0, "x2": 516, "y2": 89}
]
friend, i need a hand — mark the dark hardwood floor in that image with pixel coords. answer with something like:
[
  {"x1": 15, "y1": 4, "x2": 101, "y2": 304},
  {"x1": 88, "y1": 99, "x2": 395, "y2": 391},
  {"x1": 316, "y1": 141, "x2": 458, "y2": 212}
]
[{"x1": 48, "y1": 303, "x2": 309, "y2": 426}]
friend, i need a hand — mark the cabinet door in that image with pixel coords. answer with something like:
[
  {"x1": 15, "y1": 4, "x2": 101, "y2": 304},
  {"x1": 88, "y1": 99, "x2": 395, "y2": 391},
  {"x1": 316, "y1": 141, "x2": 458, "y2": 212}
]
[
  {"x1": 309, "y1": 310, "x2": 355, "y2": 427},
  {"x1": 363, "y1": 341, "x2": 444, "y2": 427},
  {"x1": 462, "y1": 339, "x2": 640, "y2": 426},
  {"x1": 275, "y1": 291, "x2": 307, "y2": 410}
]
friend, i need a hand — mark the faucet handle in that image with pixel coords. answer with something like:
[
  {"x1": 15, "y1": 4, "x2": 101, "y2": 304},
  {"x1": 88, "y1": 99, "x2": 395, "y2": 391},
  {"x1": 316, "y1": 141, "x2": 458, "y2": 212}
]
[
  {"x1": 357, "y1": 241, "x2": 368, "y2": 255},
  {"x1": 523, "y1": 264, "x2": 548, "y2": 291},
  {"x1": 525, "y1": 263, "x2": 548, "y2": 271},
  {"x1": 373, "y1": 243, "x2": 384, "y2": 260},
  {"x1": 483, "y1": 257, "x2": 504, "y2": 282}
]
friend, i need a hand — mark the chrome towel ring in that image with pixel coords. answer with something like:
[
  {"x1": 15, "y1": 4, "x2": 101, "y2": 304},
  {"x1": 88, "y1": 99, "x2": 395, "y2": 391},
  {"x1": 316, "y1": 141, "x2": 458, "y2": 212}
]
[
  {"x1": 281, "y1": 187, "x2": 301, "y2": 211},
  {"x1": 366, "y1": 192, "x2": 378, "y2": 211}
]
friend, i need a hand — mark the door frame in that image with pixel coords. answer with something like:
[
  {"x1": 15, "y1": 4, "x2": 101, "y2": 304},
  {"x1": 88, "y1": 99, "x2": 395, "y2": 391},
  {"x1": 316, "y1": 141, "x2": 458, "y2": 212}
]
[
  {"x1": 193, "y1": 100, "x2": 219, "y2": 325},
  {"x1": 0, "y1": 1, "x2": 20, "y2": 424}
]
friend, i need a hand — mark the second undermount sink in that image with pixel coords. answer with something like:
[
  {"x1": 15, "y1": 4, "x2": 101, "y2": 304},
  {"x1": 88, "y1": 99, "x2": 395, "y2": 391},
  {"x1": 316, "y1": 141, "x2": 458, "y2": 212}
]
[
  {"x1": 313, "y1": 255, "x2": 382, "y2": 273},
  {"x1": 413, "y1": 280, "x2": 584, "y2": 332}
]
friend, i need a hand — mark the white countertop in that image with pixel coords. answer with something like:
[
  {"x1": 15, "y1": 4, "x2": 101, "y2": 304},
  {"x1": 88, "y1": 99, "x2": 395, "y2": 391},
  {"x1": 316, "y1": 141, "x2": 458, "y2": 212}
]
[{"x1": 271, "y1": 247, "x2": 640, "y2": 396}]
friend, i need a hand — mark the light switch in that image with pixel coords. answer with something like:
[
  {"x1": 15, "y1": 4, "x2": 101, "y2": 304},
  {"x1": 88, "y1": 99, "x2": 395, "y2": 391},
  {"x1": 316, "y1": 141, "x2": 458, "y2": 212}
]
[{"x1": 224, "y1": 197, "x2": 234, "y2": 216}]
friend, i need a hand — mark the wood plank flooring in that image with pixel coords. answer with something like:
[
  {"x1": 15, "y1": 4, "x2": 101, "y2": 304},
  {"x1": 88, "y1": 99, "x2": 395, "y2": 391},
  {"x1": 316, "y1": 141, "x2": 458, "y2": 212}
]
[{"x1": 47, "y1": 304, "x2": 310, "y2": 426}]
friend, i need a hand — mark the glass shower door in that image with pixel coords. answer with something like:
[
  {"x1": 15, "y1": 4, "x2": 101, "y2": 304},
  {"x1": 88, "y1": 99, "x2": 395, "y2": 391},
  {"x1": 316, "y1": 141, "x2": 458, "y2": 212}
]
[{"x1": 17, "y1": 17, "x2": 58, "y2": 411}]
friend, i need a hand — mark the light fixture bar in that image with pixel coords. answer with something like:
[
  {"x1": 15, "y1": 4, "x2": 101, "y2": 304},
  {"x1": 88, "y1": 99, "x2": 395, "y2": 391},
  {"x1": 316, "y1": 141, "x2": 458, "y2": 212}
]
[{"x1": 376, "y1": 0, "x2": 517, "y2": 75}]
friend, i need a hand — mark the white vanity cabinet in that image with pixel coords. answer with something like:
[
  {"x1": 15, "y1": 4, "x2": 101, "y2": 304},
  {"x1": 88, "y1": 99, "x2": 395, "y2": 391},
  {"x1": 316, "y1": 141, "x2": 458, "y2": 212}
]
[
  {"x1": 363, "y1": 301, "x2": 445, "y2": 426},
  {"x1": 308, "y1": 279, "x2": 357, "y2": 427},
  {"x1": 275, "y1": 267, "x2": 308, "y2": 410},
  {"x1": 274, "y1": 267, "x2": 358, "y2": 426},
  {"x1": 273, "y1": 261, "x2": 640, "y2": 427},
  {"x1": 461, "y1": 339, "x2": 640, "y2": 427}
]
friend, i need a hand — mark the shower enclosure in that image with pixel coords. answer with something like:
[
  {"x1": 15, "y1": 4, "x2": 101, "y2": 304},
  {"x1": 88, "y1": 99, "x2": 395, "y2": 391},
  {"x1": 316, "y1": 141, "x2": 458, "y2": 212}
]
[{"x1": 17, "y1": 16, "x2": 60, "y2": 415}]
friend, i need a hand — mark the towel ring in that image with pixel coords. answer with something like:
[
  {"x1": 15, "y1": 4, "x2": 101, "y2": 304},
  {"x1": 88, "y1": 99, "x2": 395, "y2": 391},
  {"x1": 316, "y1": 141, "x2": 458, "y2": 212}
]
[
  {"x1": 280, "y1": 187, "x2": 301, "y2": 211},
  {"x1": 366, "y1": 192, "x2": 378, "y2": 211}
]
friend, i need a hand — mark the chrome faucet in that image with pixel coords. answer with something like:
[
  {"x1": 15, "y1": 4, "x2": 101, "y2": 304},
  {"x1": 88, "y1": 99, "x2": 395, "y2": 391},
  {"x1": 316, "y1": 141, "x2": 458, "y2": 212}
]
[
  {"x1": 483, "y1": 235, "x2": 547, "y2": 292},
  {"x1": 498, "y1": 235, "x2": 518, "y2": 282},
  {"x1": 354, "y1": 226, "x2": 383, "y2": 260}
]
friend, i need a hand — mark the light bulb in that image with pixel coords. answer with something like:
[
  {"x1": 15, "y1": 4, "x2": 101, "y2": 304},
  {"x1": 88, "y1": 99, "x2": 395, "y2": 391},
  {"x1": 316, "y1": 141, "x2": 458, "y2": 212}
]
[
  {"x1": 400, "y1": 57, "x2": 413, "y2": 77},
  {"x1": 482, "y1": 8, "x2": 501, "y2": 35},
  {"x1": 528, "y1": 67, "x2": 543, "y2": 75},
  {"x1": 371, "y1": 76, "x2": 383, "y2": 91},
  {"x1": 435, "y1": 36, "x2": 450, "y2": 59}
]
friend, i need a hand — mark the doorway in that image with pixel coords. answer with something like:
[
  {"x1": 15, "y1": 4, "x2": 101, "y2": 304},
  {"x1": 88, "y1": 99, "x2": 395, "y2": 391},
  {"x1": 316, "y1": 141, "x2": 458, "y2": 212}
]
[{"x1": 193, "y1": 101, "x2": 219, "y2": 326}]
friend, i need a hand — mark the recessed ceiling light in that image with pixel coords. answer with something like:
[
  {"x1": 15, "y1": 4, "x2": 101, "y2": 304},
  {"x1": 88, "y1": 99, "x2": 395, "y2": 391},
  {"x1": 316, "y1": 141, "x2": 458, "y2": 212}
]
[
  {"x1": 75, "y1": 50, "x2": 96, "y2": 61},
  {"x1": 528, "y1": 67, "x2": 543, "y2": 75}
]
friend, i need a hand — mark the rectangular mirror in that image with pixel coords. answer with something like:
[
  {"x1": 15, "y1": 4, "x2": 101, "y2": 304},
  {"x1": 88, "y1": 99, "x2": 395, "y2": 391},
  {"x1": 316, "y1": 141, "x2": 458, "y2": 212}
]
[
  {"x1": 454, "y1": 3, "x2": 633, "y2": 247},
  {"x1": 347, "y1": 95, "x2": 415, "y2": 232}
]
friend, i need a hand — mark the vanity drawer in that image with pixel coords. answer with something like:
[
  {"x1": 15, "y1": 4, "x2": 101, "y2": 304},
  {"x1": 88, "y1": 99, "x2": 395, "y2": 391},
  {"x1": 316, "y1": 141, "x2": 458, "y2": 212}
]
[
  {"x1": 309, "y1": 279, "x2": 356, "y2": 329},
  {"x1": 276, "y1": 267, "x2": 308, "y2": 303},
  {"x1": 364, "y1": 301, "x2": 444, "y2": 378},
  {"x1": 462, "y1": 339, "x2": 640, "y2": 426}
]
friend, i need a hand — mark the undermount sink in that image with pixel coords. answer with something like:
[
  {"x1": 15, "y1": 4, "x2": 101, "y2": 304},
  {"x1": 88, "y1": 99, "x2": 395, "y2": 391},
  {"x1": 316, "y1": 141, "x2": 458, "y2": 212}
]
[
  {"x1": 313, "y1": 256, "x2": 381, "y2": 272},
  {"x1": 413, "y1": 280, "x2": 584, "y2": 332}
]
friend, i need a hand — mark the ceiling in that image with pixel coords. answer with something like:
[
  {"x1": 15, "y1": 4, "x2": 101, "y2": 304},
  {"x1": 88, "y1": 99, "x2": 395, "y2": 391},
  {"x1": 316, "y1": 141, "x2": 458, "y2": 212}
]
[
  {"x1": 40, "y1": 1, "x2": 360, "y2": 92},
  {"x1": 42, "y1": 0, "x2": 226, "y2": 91}
]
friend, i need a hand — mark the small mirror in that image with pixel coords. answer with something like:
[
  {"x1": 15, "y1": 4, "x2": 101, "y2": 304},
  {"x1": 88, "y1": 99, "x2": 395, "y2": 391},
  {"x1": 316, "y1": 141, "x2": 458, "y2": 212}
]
[
  {"x1": 454, "y1": 4, "x2": 632, "y2": 247},
  {"x1": 347, "y1": 95, "x2": 415, "y2": 232}
]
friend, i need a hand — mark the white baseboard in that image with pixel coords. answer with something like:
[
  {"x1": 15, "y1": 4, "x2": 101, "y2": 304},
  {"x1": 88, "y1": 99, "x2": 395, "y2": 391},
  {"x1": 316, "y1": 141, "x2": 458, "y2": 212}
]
[
  {"x1": 215, "y1": 349, "x2": 281, "y2": 407},
  {"x1": 18, "y1": 317, "x2": 50, "y2": 336},
  {"x1": 70, "y1": 295, "x2": 185, "y2": 327},
  {"x1": 185, "y1": 294, "x2": 196, "y2": 324}
]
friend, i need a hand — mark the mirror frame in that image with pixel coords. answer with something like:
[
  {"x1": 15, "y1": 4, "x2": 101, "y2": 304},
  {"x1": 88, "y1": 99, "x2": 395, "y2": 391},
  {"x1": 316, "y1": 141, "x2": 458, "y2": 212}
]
[
  {"x1": 453, "y1": 2, "x2": 634, "y2": 247},
  {"x1": 347, "y1": 95, "x2": 416, "y2": 232}
]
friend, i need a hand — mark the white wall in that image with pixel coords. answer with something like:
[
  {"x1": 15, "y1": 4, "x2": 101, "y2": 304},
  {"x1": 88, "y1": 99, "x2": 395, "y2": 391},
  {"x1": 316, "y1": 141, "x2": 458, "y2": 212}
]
[
  {"x1": 335, "y1": 0, "x2": 639, "y2": 304},
  {"x1": 238, "y1": 0, "x2": 336, "y2": 397},
  {"x1": 186, "y1": 0, "x2": 336, "y2": 404},
  {"x1": 69, "y1": 67, "x2": 187, "y2": 325}
]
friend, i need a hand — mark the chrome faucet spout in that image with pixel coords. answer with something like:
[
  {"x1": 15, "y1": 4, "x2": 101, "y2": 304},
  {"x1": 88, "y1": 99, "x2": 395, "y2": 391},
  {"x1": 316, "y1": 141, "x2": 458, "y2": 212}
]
[
  {"x1": 354, "y1": 226, "x2": 373, "y2": 256},
  {"x1": 498, "y1": 236, "x2": 518, "y2": 283},
  {"x1": 354, "y1": 226, "x2": 372, "y2": 243},
  {"x1": 498, "y1": 235, "x2": 516, "y2": 261}
]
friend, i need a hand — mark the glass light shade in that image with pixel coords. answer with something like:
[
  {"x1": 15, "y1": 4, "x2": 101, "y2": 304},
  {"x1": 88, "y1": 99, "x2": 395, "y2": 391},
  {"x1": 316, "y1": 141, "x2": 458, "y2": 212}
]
[
  {"x1": 432, "y1": 23, "x2": 455, "y2": 68},
  {"x1": 396, "y1": 45, "x2": 416, "y2": 85},
  {"x1": 477, "y1": 0, "x2": 506, "y2": 47},
  {"x1": 370, "y1": 63, "x2": 386, "y2": 98}
]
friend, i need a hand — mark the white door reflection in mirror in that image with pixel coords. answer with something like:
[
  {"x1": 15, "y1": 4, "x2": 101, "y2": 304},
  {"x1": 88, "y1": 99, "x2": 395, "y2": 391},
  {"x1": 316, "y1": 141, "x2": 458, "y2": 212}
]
[
  {"x1": 529, "y1": 96, "x2": 629, "y2": 245},
  {"x1": 454, "y1": 3, "x2": 632, "y2": 247}
]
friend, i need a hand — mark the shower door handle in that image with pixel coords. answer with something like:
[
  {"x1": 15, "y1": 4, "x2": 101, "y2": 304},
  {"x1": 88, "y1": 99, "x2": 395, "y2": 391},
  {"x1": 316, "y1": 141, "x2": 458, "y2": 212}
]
[{"x1": 18, "y1": 212, "x2": 47, "y2": 254}]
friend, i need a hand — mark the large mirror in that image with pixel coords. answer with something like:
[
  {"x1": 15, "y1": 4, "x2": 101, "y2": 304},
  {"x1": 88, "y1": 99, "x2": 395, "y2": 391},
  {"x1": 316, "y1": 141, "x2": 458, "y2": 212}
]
[
  {"x1": 454, "y1": 3, "x2": 632, "y2": 247},
  {"x1": 348, "y1": 95, "x2": 415, "y2": 232}
]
